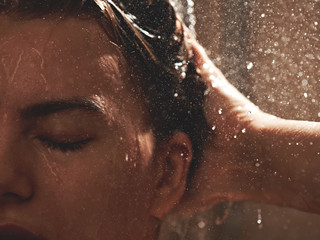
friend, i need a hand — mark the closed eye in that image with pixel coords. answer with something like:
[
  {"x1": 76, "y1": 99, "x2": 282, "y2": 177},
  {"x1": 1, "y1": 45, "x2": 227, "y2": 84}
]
[{"x1": 37, "y1": 136, "x2": 93, "y2": 152}]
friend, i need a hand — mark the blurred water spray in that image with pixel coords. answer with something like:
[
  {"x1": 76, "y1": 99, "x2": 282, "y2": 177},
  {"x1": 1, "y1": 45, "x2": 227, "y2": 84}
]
[{"x1": 170, "y1": 0, "x2": 196, "y2": 35}]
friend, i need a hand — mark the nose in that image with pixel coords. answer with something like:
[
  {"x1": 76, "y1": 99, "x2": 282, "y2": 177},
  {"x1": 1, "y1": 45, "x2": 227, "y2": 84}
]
[
  {"x1": 0, "y1": 136, "x2": 33, "y2": 204},
  {"x1": 0, "y1": 161, "x2": 33, "y2": 204}
]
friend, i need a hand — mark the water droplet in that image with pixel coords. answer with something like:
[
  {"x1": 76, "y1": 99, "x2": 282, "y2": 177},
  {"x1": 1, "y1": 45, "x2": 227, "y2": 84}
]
[
  {"x1": 318, "y1": 112, "x2": 320, "y2": 118},
  {"x1": 209, "y1": 74, "x2": 220, "y2": 88},
  {"x1": 202, "y1": 62, "x2": 209, "y2": 70},
  {"x1": 304, "y1": 93, "x2": 308, "y2": 98},
  {"x1": 261, "y1": 13, "x2": 265, "y2": 17},
  {"x1": 246, "y1": 61, "x2": 253, "y2": 70},
  {"x1": 204, "y1": 89, "x2": 210, "y2": 96},
  {"x1": 125, "y1": 154, "x2": 129, "y2": 162},
  {"x1": 234, "y1": 135, "x2": 237, "y2": 139},
  {"x1": 198, "y1": 221, "x2": 206, "y2": 229},
  {"x1": 242, "y1": 128, "x2": 246, "y2": 133},
  {"x1": 174, "y1": 93, "x2": 178, "y2": 97},
  {"x1": 315, "y1": 21, "x2": 318, "y2": 26},
  {"x1": 218, "y1": 109, "x2": 223, "y2": 114},
  {"x1": 181, "y1": 72, "x2": 186, "y2": 79},
  {"x1": 257, "y1": 209, "x2": 263, "y2": 229},
  {"x1": 211, "y1": 125, "x2": 216, "y2": 131},
  {"x1": 302, "y1": 79, "x2": 308, "y2": 86},
  {"x1": 208, "y1": 66, "x2": 215, "y2": 74}
]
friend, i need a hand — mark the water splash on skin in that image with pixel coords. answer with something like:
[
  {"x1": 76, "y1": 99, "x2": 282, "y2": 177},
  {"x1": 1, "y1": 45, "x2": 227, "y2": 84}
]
[
  {"x1": 31, "y1": 48, "x2": 45, "y2": 70},
  {"x1": 39, "y1": 150, "x2": 59, "y2": 181},
  {"x1": 31, "y1": 48, "x2": 49, "y2": 90},
  {"x1": 1, "y1": 50, "x2": 24, "y2": 86},
  {"x1": 98, "y1": 54, "x2": 124, "y2": 87},
  {"x1": 137, "y1": 130, "x2": 154, "y2": 168},
  {"x1": 8, "y1": 50, "x2": 24, "y2": 84}
]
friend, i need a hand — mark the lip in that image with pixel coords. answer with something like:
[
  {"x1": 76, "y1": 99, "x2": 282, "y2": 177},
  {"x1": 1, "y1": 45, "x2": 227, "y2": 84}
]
[{"x1": 0, "y1": 224, "x2": 45, "y2": 240}]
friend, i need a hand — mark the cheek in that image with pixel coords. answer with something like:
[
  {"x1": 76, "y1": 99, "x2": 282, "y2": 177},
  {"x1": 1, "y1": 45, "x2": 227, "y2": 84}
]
[{"x1": 33, "y1": 129, "x2": 154, "y2": 238}]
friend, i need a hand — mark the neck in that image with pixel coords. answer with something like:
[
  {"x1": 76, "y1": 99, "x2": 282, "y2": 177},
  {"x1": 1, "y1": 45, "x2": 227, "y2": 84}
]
[{"x1": 143, "y1": 217, "x2": 161, "y2": 240}]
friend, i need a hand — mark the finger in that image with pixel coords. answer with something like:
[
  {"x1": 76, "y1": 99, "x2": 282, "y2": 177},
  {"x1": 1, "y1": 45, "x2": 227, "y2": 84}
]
[{"x1": 191, "y1": 40, "x2": 211, "y2": 67}]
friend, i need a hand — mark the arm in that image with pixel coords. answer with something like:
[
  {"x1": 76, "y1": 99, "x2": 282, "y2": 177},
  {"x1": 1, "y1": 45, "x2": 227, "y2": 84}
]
[
  {"x1": 253, "y1": 115, "x2": 320, "y2": 212},
  {"x1": 178, "y1": 40, "x2": 320, "y2": 215}
]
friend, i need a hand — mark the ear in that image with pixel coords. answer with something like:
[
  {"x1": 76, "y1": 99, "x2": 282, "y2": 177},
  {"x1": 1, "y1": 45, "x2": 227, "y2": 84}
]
[{"x1": 150, "y1": 131, "x2": 193, "y2": 220}]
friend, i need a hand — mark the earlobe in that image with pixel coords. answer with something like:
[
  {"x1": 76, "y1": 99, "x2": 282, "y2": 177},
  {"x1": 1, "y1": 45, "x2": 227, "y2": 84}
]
[{"x1": 150, "y1": 132, "x2": 193, "y2": 220}]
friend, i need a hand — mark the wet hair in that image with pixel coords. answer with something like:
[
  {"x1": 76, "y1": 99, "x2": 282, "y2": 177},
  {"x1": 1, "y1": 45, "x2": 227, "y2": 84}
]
[{"x1": 0, "y1": 0, "x2": 209, "y2": 180}]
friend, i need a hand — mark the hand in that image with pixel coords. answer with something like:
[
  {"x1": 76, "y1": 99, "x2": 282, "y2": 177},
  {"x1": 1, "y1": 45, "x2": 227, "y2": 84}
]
[
  {"x1": 176, "y1": 34, "x2": 320, "y2": 216},
  {"x1": 177, "y1": 38, "x2": 270, "y2": 215}
]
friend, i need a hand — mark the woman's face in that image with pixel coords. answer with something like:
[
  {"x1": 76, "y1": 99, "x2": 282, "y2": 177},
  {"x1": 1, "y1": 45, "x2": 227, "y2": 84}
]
[{"x1": 0, "y1": 15, "x2": 159, "y2": 240}]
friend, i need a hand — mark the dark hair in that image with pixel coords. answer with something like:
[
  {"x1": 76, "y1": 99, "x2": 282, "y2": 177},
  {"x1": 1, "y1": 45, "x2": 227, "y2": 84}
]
[{"x1": 0, "y1": 0, "x2": 209, "y2": 181}]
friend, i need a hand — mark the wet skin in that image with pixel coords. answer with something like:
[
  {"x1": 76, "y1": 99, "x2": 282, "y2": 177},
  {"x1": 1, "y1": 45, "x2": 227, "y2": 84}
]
[{"x1": 0, "y1": 15, "x2": 160, "y2": 240}]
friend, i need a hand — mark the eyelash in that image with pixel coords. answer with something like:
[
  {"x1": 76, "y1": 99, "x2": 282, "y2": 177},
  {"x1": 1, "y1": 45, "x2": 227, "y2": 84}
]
[{"x1": 37, "y1": 136, "x2": 92, "y2": 152}]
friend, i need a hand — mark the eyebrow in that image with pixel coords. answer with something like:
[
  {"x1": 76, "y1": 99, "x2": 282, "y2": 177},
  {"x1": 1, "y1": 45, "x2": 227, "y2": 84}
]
[{"x1": 21, "y1": 97, "x2": 105, "y2": 119}]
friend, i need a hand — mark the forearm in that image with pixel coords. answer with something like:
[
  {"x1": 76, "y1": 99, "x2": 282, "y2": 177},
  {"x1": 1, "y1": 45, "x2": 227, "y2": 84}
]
[
  {"x1": 251, "y1": 113, "x2": 320, "y2": 213},
  {"x1": 183, "y1": 38, "x2": 320, "y2": 215}
]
